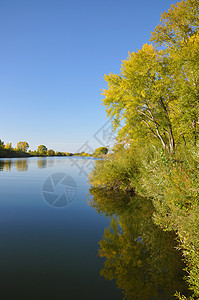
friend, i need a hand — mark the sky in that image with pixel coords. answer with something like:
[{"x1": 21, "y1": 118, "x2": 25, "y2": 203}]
[{"x1": 0, "y1": 0, "x2": 177, "y2": 152}]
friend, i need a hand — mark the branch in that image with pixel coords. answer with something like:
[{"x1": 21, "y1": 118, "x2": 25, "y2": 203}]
[
  {"x1": 137, "y1": 109, "x2": 154, "y2": 122},
  {"x1": 145, "y1": 104, "x2": 167, "y2": 148},
  {"x1": 142, "y1": 119, "x2": 159, "y2": 139}
]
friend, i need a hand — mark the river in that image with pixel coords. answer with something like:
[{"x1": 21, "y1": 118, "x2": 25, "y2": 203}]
[{"x1": 0, "y1": 157, "x2": 190, "y2": 299}]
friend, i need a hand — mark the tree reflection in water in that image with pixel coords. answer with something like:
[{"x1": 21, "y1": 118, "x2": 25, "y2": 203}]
[
  {"x1": 89, "y1": 188, "x2": 191, "y2": 300},
  {"x1": 0, "y1": 160, "x2": 5, "y2": 171},
  {"x1": 37, "y1": 158, "x2": 47, "y2": 169},
  {"x1": 16, "y1": 159, "x2": 28, "y2": 172},
  {"x1": 0, "y1": 159, "x2": 28, "y2": 172}
]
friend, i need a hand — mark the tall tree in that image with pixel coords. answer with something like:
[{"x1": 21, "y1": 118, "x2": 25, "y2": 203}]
[
  {"x1": 102, "y1": 44, "x2": 177, "y2": 152},
  {"x1": 150, "y1": 0, "x2": 199, "y2": 146},
  {"x1": 102, "y1": 0, "x2": 199, "y2": 151}
]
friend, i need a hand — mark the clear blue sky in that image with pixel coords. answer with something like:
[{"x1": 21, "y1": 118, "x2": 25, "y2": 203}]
[{"x1": 0, "y1": 0, "x2": 176, "y2": 152}]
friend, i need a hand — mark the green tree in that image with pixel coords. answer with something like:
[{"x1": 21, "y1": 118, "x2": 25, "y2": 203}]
[
  {"x1": 92, "y1": 1, "x2": 199, "y2": 298},
  {"x1": 17, "y1": 141, "x2": 29, "y2": 152},
  {"x1": 102, "y1": 0, "x2": 199, "y2": 151},
  {"x1": 93, "y1": 147, "x2": 108, "y2": 157},
  {"x1": 47, "y1": 149, "x2": 55, "y2": 156},
  {"x1": 150, "y1": 0, "x2": 199, "y2": 49},
  {"x1": 56, "y1": 151, "x2": 63, "y2": 156},
  {"x1": 0, "y1": 139, "x2": 4, "y2": 147},
  {"x1": 37, "y1": 145, "x2": 47, "y2": 155},
  {"x1": 150, "y1": 0, "x2": 199, "y2": 147},
  {"x1": 102, "y1": 44, "x2": 177, "y2": 152}
]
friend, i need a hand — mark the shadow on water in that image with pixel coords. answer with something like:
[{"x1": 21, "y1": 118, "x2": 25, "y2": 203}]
[{"x1": 89, "y1": 187, "x2": 192, "y2": 300}]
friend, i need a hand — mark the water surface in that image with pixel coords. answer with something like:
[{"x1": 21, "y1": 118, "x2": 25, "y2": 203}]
[
  {"x1": 0, "y1": 157, "x2": 122, "y2": 300},
  {"x1": 0, "y1": 157, "x2": 190, "y2": 299}
]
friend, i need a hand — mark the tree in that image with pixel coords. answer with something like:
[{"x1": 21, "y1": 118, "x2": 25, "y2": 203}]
[
  {"x1": 102, "y1": 44, "x2": 177, "y2": 152},
  {"x1": 56, "y1": 151, "x2": 63, "y2": 156},
  {"x1": 150, "y1": 0, "x2": 199, "y2": 49},
  {"x1": 47, "y1": 149, "x2": 55, "y2": 156},
  {"x1": 93, "y1": 147, "x2": 108, "y2": 157},
  {"x1": 0, "y1": 140, "x2": 4, "y2": 148},
  {"x1": 150, "y1": 0, "x2": 199, "y2": 147},
  {"x1": 5, "y1": 143, "x2": 12, "y2": 150},
  {"x1": 17, "y1": 141, "x2": 29, "y2": 152},
  {"x1": 37, "y1": 145, "x2": 47, "y2": 155},
  {"x1": 102, "y1": 0, "x2": 199, "y2": 151}
]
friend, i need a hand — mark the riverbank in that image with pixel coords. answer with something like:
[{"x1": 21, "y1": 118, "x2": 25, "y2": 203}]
[
  {"x1": 0, "y1": 144, "x2": 107, "y2": 159},
  {"x1": 0, "y1": 148, "x2": 32, "y2": 158},
  {"x1": 89, "y1": 144, "x2": 199, "y2": 299}
]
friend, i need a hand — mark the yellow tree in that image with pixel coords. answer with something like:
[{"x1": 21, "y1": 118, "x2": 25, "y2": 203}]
[
  {"x1": 150, "y1": 0, "x2": 199, "y2": 48},
  {"x1": 150, "y1": 0, "x2": 199, "y2": 146},
  {"x1": 17, "y1": 141, "x2": 29, "y2": 152},
  {"x1": 37, "y1": 145, "x2": 47, "y2": 155},
  {"x1": 102, "y1": 44, "x2": 177, "y2": 152},
  {"x1": 47, "y1": 149, "x2": 55, "y2": 156},
  {"x1": 5, "y1": 143, "x2": 12, "y2": 150}
]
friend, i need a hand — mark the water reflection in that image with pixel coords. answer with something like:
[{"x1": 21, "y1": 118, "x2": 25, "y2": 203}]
[
  {"x1": 0, "y1": 158, "x2": 49, "y2": 172},
  {"x1": 0, "y1": 160, "x2": 5, "y2": 171},
  {"x1": 4, "y1": 160, "x2": 12, "y2": 172},
  {"x1": 37, "y1": 158, "x2": 47, "y2": 168},
  {"x1": 0, "y1": 157, "x2": 95, "y2": 172},
  {"x1": 0, "y1": 159, "x2": 28, "y2": 172},
  {"x1": 16, "y1": 160, "x2": 28, "y2": 172},
  {"x1": 89, "y1": 188, "x2": 191, "y2": 300}
]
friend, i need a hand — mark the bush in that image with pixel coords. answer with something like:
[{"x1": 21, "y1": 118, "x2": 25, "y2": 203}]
[{"x1": 89, "y1": 144, "x2": 140, "y2": 193}]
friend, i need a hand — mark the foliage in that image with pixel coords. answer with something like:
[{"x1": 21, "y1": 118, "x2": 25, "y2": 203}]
[
  {"x1": 55, "y1": 151, "x2": 64, "y2": 156},
  {"x1": 90, "y1": 140, "x2": 199, "y2": 298},
  {"x1": 91, "y1": 1, "x2": 199, "y2": 297},
  {"x1": 0, "y1": 140, "x2": 4, "y2": 147},
  {"x1": 0, "y1": 139, "x2": 31, "y2": 158},
  {"x1": 47, "y1": 149, "x2": 55, "y2": 156},
  {"x1": 102, "y1": 44, "x2": 177, "y2": 152},
  {"x1": 37, "y1": 145, "x2": 47, "y2": 155},
  {"x1": 102, "y1": 0, "x2": 199, "y2": 151},
  {"x1": 93, "y1": 147, "x2": 108, "y2": 157},
  {"x1": 89, "y1": 144, "x2": 140, "y2": 192},
  {"x1": 136, "y1": 146, "x2": 199, "y2": 299},
  {"x1": 73, "y1": 152, "x2": 91, "y2": 157},
  {"x1": 150, "y1": 0, "x2": 199, "y2": 49},
  {"x1": 150, "y1": 0, "x2": 199, "y2": 147},
  {"x1": 5, "y1": 143, "x2": 12, "y2": 150},
  {"x1": 17, "y1": 141, "x2": 29, "y2": 152}
]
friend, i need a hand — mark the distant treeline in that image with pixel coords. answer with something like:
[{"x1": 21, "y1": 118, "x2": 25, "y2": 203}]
[{"x1": 0, "y1": 140, "x2": 108, "y2": 158}]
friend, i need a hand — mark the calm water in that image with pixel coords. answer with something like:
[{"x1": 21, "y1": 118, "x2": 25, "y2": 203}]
[{"x1": 0, "y1": 157, "x2": 190, "y2": 300}]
